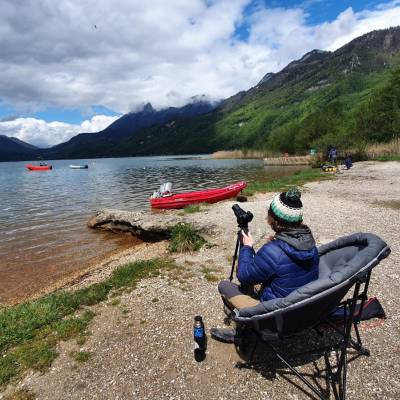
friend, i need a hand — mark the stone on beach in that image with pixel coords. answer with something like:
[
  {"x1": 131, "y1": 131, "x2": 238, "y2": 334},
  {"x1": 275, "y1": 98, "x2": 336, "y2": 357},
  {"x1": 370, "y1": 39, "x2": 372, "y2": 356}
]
[{"x1": 87, "y1": 208, "x2": 216, "y2": 242}]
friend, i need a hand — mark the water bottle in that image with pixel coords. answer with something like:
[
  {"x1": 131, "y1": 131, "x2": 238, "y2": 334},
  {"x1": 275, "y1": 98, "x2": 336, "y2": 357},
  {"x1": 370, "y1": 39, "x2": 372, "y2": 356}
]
[{"x1": 193, "y1": 315, "x2": 206, "y2": 362}]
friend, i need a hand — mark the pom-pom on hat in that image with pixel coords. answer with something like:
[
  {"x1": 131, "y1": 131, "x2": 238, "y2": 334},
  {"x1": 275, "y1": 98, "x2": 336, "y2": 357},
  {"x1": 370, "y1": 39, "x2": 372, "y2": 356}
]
[{"x1": 269, "y1": 187, "x2": 303, "y2": 224}]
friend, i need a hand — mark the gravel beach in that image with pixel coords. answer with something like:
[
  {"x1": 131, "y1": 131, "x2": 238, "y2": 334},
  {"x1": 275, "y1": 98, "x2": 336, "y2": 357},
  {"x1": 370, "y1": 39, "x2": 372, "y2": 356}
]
[{"x1": 2, "y1": 161, "x2": 399, "y2": 400}]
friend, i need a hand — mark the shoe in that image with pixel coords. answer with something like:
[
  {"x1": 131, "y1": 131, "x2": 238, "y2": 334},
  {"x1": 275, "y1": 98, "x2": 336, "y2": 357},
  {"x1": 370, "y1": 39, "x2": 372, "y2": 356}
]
[{"x1": 210, "y1": 327, "x2": 236, "y2": 343}]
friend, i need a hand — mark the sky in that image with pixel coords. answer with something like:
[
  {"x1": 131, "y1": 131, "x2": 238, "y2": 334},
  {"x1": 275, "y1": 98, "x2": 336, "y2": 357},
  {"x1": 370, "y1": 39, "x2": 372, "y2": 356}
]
[{"x1": 1, "y1": 0, "x2": 400, "y2": 147}]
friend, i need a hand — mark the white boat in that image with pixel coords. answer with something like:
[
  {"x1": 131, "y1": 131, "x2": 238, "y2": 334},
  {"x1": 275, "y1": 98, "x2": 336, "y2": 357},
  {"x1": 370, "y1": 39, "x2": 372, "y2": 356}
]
[{"x1": 69, "y1": 164, "x2": 88, "y2": 169}]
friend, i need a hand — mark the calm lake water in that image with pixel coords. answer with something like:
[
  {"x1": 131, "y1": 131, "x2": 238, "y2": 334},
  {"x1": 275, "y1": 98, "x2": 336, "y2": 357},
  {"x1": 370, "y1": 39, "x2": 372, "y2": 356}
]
[{"x1": 0, "y1": 156, "x2": 303, "y2": 303}]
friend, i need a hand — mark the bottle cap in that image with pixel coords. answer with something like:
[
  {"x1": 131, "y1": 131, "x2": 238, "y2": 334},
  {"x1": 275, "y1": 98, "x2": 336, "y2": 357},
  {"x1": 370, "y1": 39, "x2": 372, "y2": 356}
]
[{"x1": 194, "y1": 315, "x2": 202, "y2": 322}]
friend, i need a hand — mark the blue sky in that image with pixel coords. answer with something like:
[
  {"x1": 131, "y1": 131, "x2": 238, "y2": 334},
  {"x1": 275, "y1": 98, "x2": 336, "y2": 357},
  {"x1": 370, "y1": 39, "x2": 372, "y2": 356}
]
[{"x1": 0, "y1": 0, "x2": 399, "y2": 146}]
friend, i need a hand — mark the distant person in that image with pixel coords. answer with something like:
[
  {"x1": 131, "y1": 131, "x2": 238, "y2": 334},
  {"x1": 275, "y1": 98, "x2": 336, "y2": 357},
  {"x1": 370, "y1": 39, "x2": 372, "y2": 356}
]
[
  {"x1": 211, "y1": 187, "x2": 319, "y2": 343},
  {"x1": 344, "y1": 154, "x2": 353, "y2": 169},
  {"x1": 326, "y1": 146, "x2": 332, "y2": 161},
  {"x1": 329, "y1": 147, "x2": 337, "y2": 164}
]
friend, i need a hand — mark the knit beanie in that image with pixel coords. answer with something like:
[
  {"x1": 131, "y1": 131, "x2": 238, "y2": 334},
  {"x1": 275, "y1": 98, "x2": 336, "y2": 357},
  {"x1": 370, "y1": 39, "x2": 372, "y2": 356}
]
[{"x1": 269, "y1": 187, "x2": 303, "y2": 224}]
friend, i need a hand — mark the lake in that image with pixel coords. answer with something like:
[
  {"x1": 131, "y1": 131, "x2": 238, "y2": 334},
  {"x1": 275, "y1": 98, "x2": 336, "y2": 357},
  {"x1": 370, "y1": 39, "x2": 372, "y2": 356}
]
[{"x1": 0, "y1": 156, "x2": 304, "y2": 303}]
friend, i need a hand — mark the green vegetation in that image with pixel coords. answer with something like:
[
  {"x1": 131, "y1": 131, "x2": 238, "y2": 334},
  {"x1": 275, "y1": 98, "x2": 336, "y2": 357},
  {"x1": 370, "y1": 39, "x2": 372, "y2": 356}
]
[
  {"x1": 201, "y1": 266, "x2": 220, "y2": 282},
  {"x1": 183, "y1": 204, "x2": 202, "y2": 213},
  {"x1": 168, "y1": 223, "x2": 206, "y2": 253},
  {"x1": 114, "y1": 66, "x2": 399, "y2": 157},
  {"x1": 0, "y1": 258, "x2": 175, "y2": 386},
  {"x1": 375, "y1": 155, "x2": 400, "y2": 161},
  {"x1": 243, "y1": 168, "x2": 332, "y2": 196},
  {"x1": 16, "y1": 29, "x2": 398, "y2": 162},
  {"x1": 70, "y1": 350, "x2": 91, "y2": 363}
]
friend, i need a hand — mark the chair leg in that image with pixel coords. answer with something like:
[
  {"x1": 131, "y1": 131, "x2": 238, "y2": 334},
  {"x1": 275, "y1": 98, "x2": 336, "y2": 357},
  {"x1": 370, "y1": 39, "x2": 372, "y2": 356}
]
[
  {"x1": 235, "y1": 328, "x2": 259, "y2": 369},
  {"x1": 350, "y1": 323, "x2": 370, "y2": 356},
  {"x1": 268, "y1": 342, "x2": 329, "y2": 400}
]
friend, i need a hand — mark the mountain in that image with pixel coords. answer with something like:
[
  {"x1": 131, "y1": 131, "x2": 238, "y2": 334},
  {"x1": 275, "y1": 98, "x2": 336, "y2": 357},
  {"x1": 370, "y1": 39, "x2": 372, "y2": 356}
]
[
  {"x1": 112, "y1": 26, "x2": 400, "y2": 156},
  {"x1": 2, "y1": 26, "x2": 400, "y2": 161},
  {"x1": 44, "y1": 98, "x2": 217, "y2": 159},
  {"x1": 0, "y1": 135, "x2": 40, "y2": 161}
]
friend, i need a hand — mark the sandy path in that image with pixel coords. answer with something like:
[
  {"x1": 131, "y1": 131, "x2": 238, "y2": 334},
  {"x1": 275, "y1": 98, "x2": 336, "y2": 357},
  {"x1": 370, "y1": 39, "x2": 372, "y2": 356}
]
[{"x1": 3, "y1": 161, "x2": 400, "y2": 400}]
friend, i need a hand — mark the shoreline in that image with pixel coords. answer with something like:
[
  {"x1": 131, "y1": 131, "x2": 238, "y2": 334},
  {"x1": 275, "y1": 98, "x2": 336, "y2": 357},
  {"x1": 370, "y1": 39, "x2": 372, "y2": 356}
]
[
  {"x1": 0, "y1": 165, "x2": 326, "y2": 306},
  {"x1": 0, "y1": 231, "x2": 142, "y2": 306},
  {"x1": 1, "y1": 161, "x2": 400, "y2": 399}
]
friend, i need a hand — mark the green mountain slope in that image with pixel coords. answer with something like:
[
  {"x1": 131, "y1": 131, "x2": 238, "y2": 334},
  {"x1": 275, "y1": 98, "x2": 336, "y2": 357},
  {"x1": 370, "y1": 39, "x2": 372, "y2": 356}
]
[{"x1": 114, "y1": 27, "x2": 400, "y2": 156}]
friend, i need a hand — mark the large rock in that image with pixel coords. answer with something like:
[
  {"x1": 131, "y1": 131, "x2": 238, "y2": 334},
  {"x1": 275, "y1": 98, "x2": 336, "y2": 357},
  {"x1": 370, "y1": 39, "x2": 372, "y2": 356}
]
[{"x1": 87, "y1": 209, "x2": 215, "y2": 242}]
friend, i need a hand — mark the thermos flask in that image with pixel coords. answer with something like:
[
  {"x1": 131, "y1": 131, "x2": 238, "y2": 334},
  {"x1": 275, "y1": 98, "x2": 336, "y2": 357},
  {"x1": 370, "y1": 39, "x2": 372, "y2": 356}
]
[{"x1": 193, "y1": 315, "x2": 206, "y2": 362}]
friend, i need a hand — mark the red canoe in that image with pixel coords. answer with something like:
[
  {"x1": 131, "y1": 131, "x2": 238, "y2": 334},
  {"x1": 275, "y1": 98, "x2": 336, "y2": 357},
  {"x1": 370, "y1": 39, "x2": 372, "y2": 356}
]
[
  {"x1": 26, "y1": 164, "x2": 53, "y2": 171},
  {"x1": 150, "y1": 181, "x2": 247, "y2": 209}
]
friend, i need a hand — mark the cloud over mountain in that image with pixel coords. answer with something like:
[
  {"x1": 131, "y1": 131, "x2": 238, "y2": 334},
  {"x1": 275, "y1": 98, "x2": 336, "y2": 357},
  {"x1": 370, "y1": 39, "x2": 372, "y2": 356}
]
[
  {"x1": 1, "y1": 0, "x2": 400, "y2": 146},
  {"x1": 0, "y1": 115, "x2": 119, "y2": 147}
]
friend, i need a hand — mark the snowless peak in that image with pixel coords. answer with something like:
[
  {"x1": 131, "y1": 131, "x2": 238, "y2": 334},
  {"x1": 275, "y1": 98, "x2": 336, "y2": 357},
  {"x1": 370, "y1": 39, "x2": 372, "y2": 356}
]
[
  {"x1": 142, "y1": 102, "x2": 155, "y2": 113},
  {"x1": 299, "y1": 49, "x2": 330, "y2": 63},
  {"x1": 189, "y1": 94, "x2": 210, "y2": 104},
  {"x1": 258, "y1": 72, "x2": 275, "y2": 85}
]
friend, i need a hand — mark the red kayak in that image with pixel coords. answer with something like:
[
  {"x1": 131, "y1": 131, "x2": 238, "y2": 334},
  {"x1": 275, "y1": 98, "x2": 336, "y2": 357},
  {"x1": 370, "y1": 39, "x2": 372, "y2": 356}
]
[
  {"x1": 26, "y1": 164, "x2": 52, "y2": 171},
  {"x1": 150, "y1": 181, "x2": 247, "y2": 209}
]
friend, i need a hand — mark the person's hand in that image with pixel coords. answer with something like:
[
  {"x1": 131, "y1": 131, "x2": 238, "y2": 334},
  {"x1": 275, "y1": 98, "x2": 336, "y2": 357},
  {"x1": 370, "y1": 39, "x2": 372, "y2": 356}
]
[
  {"x1": 241, "y1": 230, "x2": 254, "y2": 247},
  {"x1": 266, "y1": 235, "x2": 274, "y2": 242}
]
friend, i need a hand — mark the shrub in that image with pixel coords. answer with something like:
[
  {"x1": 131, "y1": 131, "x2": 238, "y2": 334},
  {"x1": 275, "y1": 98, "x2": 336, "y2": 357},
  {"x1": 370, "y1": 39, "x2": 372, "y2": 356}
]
[{"x1": 169, "y1": 223, "x2": 206, "y2": 253}]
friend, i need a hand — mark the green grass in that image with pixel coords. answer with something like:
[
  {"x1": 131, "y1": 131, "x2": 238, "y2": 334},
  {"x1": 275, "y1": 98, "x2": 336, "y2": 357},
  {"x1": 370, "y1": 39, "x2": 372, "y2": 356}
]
[
  {"x1": 243, "y1": 168, "x2": 332, "y2": 196},
  {"x1": 168, "y1": 223, "x2": 206, "y2": 253},
  {"x1": 109, "y1": 298, "x2": 121, "y2": 306},
  {"x1": 201, "y1": 266, "x2": 220, "y2": 282},
  {"x1": 374, "y1": 155, "x2": 400, "y2": 161},
  {"x1": 183, "y1": 204, "x2": 202, "y2": 213},
  {"x1": 70, "y1": 350, "x2": 91, "y2": 363},
  {"x1": 0, "y1": 258, "x2": 175, "y2": 387}
]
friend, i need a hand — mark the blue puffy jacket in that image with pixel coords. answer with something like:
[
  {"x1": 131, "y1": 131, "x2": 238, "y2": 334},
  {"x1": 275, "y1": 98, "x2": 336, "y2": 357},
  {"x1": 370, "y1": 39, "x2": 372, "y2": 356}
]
[{"x1": 237, "y1": 231, "x2": 319, "y2": 301}]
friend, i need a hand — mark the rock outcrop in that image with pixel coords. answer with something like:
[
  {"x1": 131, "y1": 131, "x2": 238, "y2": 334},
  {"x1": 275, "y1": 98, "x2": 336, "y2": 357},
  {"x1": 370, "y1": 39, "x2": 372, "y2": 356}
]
[{"x1": 88, "y1": 208, "x2": 216, "y2": 242}]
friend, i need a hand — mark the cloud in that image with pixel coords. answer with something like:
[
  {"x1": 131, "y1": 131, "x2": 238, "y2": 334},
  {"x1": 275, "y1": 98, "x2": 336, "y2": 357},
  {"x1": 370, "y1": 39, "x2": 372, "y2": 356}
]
[
  {"x1": 0, "y1": 115, "x2": 120, "y2": 147},
  {"x1": 0, "y1": 0, "x2": 400, "y2": 146}
]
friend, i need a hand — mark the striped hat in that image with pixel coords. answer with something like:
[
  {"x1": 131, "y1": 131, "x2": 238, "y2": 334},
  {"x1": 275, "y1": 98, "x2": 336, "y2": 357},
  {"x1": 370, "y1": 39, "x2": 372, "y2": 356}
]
[{"x1": 269, "y1": 187, "x2": 303, "y2": 224}]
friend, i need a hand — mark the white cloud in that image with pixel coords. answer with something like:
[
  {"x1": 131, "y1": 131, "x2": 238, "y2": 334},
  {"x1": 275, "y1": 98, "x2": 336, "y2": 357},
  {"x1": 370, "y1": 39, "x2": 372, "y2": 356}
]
[
  {"x1": 0, "y1": 115, "x2": 120, "y2": 147},
  {"x1": 0, "y1": 0, "x2": 400, "y2": 146}
]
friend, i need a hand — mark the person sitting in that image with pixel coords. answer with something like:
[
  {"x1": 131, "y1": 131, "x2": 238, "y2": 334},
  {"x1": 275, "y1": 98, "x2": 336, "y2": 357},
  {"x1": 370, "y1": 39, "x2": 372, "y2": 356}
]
[
  {"x1": 344, "y1": 154, "x2": 353, "y2": 169},
  {"x1": 211, "y1": 187, "x2": 319, "y2": 343}
]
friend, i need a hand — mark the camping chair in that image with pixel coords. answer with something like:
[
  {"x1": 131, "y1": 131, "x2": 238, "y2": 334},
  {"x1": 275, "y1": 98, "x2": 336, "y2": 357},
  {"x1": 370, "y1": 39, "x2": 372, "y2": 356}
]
[{"x1": 229, "y1": 233, "x2": 390, "y2": 400}]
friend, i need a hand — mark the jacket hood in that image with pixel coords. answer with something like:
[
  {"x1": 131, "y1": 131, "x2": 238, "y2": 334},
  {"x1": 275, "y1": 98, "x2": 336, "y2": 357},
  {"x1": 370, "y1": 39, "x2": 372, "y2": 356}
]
[{"x1": 275, "y1": 225, "x2": 317, "y2": 262}]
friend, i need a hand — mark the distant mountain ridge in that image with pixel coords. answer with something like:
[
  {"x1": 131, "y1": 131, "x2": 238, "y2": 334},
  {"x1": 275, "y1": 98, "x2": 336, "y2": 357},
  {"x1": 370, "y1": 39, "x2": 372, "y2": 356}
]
[
  {"x1": 0, "y1": 135, "x2": 40, "y2": 161},
  {"x1": 113, "y1": 26, "x2": 400, "y2": 155},
  {"x1": 1, "y1": 26, "x2": 400, "y2": 161},
  {"x1": 43, "y1": 98, "x2": 217, "y2": 159}
]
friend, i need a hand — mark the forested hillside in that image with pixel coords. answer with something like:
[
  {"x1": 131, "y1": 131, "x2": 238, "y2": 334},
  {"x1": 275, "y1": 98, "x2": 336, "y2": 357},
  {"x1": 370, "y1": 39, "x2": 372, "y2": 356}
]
[
  {"x1": 113, "y1": 27, "x2": 400, "y2": 156},
  {"x1": 2, "y1": 27, "x2": 399, "y2": 161}
]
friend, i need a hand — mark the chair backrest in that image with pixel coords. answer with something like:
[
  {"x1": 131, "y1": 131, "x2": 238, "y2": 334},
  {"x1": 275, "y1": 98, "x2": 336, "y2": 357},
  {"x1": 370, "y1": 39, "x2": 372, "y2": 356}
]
[{"x1": 233, "y1": 233, "x2": 390, "y2": 336}]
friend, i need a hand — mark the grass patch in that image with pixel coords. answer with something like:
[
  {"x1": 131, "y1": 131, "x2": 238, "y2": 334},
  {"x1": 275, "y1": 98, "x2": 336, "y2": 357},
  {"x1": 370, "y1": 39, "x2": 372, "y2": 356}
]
[
  {"x1": 243, "y1": 168, "x2": 331, "y2": 196},
  {"x1": 375, "y1": 200, "x2": 400, "y2": 210},
  {"x1": 109, "y1": 298, "x2": 121, "y2": 306},
  {"x1": 70, "y1": 350, "x2": 91, "y2": 363},
  {"x1": 374, "y1": 155, "x2": 400, "y2": 161},
  {"x1": 201, "y1": 266, "x2": 220, "y2": 282},
  {"x1": 183, "y1": 204, "x2": 202, "y2": 213},
  {"x1": 0, "y1": 258, "x2": 175, "y2": 387},
  {"x1": 168, "y1": 223, "x2": 206, "y2": 253}
]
